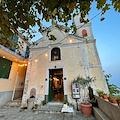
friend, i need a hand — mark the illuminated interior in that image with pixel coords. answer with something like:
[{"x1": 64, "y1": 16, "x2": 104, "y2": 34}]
[{"x1": 49, "y1": 69, "x2": 64, "y2": 102}]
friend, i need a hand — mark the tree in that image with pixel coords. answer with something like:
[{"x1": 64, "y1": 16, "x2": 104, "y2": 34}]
[
  {"x1": 0, "y1": 0, "x2": 120, "y2": 47},
  {"x1": 105, "y1": 73, "x2": 120, "y2": 95}
]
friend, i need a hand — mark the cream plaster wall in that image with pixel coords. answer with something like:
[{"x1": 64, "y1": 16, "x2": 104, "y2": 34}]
[
  {"x1": 27, "y1": 47, "x2": 86, "y2": 96},
  {"x1": 85, "y1": 43, "x2": 98, "y2": 65},
  {"x1": 0, "y1": 62, "x2": 18, "y2": 92},
  {"x1": 0, "y1": 62, "x2": 27, "y2": 92},
  {"x1": 90, "y1": 67, "x2": 106, "y2": 92}
]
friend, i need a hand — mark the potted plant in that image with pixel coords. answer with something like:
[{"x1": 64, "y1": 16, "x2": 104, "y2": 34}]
[
  {"x1": 109, "y1": 95, "x2": 118, "y2": 105},
  {"x1": 103, "y1": 93, "x2": 108, "y2": 101},
  {"x1": 115, "y1": 95, "x2": 120, "y2": 106},
  {"x1": 42, "y1": 100, "x2": 46, "y2": 105},
  {"x1": 73, "y1": 76, "x2": 95, "y2": 116},
  {"x1": 96, "y1": 90, "x2": 104, "y2": 98},
  {"x1": 34, "y1": 104, "x2": 38, "y2": 109}
]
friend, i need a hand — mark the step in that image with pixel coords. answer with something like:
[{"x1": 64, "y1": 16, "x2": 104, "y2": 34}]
[
  {"x1": 93, "y1": 107, "x2": 110, "y2": 120},
  {"x1": 33, "y1": 104, "x2": 75, "y2": 115},
  {"x1": 2, "y1": 104, "x2": 20, "y2": 109},
  {"x1": 7, "y1": 100, "x2": 21, "y2": 105}
]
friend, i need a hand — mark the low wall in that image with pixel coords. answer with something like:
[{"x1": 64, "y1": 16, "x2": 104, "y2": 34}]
[
  {"x1": 95, "y1": 96, "x2": 120, "y2": 120},
  {"x1": 0, "y1": 91, "x2": 12, "y2": 107},
  {"x1": 0, "y1": 90, "x2": 23, "y2": 107},
  {"x1": 14, "y1": 90, "x2": 23, "y2": 99}
]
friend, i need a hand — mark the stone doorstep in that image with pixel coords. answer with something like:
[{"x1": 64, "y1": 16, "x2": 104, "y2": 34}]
[
  {"x1": 2, "y1": 100, "x2": 22, "y2": 108},
  {"x1": 33, "y1": 105, "x2": 76, "y2": 115},
  {"x1": 33, "y1": 110, "x2": 76, "y2": 115},
  {"x1": 93, "y1": 107, "x2": 110, "y2": 120},
  {"x1": 2, "y1": 105, "x2": 20, "y2": 109},
  {"x1": 8, "y1": 100, "x2": 21, "y2": 104}
]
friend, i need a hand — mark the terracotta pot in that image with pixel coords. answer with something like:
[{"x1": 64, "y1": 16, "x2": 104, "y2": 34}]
[
  {"x1": 117, "y1": 100, "x2": 120, "y2": 106},
  {"x1": 99, "y1": 94, "x2": 103, "y2": 98},
  {"x1": 103, "y1": 95, "x2": 108, "y2": 100},
  {"x1": 108, "y1": 97, "x2": 112, "y2": 102},
  {"x1": 80, "y1": 103, "x2": 92, "y2": 116},
  {"x1": 111, "y1": 98, "x2": 117, "y2": 104},
  {"x1": 35, "y1": 106, "x2": 38, "y2": 109}
]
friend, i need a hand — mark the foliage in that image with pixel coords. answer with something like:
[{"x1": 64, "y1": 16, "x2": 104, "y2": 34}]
[
  {"x1": 105, "y1": 73, "x2": 120, "y2": 95},
  {"x1": 0, "y1": 0, "x2": 120, "y2": 46},
  {"x1": 103, "y1": 93, "x2": 107, "y2": 95},
  {"x1": 96, "y1": 90, "x2": 104, "y2": 95},
  {"x1": 42, "y1": 100, "x2": 46, "y2": 105},
  {"x1": 115, "y1": 95, "x2": 120, "y2": 101},
  {"x1": 73, "y1": 76, "x2": 95, "y2": 88},
  {"x1": 73, "y1": 76, "x2": 96, "y2": 104},
  {"x1": 34, "y1": 104, "x2": 38, "y2": 106}
]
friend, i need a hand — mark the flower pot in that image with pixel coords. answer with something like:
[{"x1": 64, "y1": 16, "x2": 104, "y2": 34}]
[
  {"x1": 117, "y1": 100, "x2": 120, "y2": 106},
  {"x1": 35, "y1": 106, "x2": 38, "y2": 109},
  {"x1": 111, "y1": 98, "x2": 118, "y2": 105},
  {"x1": 80, "y1": 103, "x2": 92, "y2": 116},
  {"x1": 99, "y1": 94, "x2": 103, "y2": 98},
  {"x1": 103, "y1": 95, "x2": 108, "y2": 101},
  {"x1": 108, "y1": 97, "x2": 112, "y2": 103}
]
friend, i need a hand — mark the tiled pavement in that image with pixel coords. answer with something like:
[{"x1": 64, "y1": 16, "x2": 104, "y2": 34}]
[{"x1": 0, "y1": 108, "x2": 96, "y2": 120}]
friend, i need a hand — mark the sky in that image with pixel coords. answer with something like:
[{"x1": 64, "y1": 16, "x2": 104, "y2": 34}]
[
  {"x1": 89, "y1": 2, "x2": 120, "y2": 87},
  {"x1": 31, "y1": 1, "x2": 120, "y2": 87}
]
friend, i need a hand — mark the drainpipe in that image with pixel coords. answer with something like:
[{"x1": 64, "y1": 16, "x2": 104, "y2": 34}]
[{"x1": 11, "y1": 66, "x2": 19, "y2": 101}]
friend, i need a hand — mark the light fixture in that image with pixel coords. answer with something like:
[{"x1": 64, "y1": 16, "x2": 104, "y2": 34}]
[
  {"x1": 25, "y1": 64, "x2": 27, "y2": 66},
  {"x1": 35, "y1": 59, "x2": 38, "y2": 62},
  {"x1": 18, "y1": 64, "x2": 24, "y2": 67},
  {"x1": 3, "y1": 56, "x2": 5, "y2": 58},
  {"x1": 69, "y1": 38, "x2": 73, "y2": 43},
  {"x1": 45, "y1": 53, "x2": 48, "y2": 57},
  {"x1": 28, "y1": 62, "x2": 30, "y2": 65}
]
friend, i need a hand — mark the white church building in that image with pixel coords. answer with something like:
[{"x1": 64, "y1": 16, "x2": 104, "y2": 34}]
[{"x1": 21, "y1": 14, "x2": 109, "y2": 107}]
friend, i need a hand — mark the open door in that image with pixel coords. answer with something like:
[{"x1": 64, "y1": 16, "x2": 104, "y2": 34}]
[
  {"x1": 48, "y1": 69, "x2": 64, "y2": 102},
  {"x1": 48, "y1": 70, "x2": 53, "y2": 102}
]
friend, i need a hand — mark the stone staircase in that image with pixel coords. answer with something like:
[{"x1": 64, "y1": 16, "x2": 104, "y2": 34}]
[
  {"x1": 33, "y1": 102, "x2": 75, "y2": 115},
  {"x1": 2, "y1": 99, "x2": 22, "y2": 108}
]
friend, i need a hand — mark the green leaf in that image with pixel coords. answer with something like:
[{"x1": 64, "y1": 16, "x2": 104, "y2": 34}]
[{"x1": 100, "y1": 17, "x2": 105, "y2": 21}]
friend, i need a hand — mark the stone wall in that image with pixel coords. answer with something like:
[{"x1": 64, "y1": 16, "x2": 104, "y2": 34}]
[
  {"x1": 95, "y1": 96, "x2": 120, "y2": 120},
  {"x1": 0, "y1": 91, "x2": 12, "y2": 107}
]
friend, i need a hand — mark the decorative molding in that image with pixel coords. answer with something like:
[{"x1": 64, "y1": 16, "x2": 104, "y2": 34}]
[
  {"x1": 89, "y1": 64, "x2": 101, "y2": 68},
  {"x1": 80, "y1": 44, "x2": 90, "y2": 78}
]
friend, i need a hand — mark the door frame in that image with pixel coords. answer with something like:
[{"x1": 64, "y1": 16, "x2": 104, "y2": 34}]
[{"x1": 45, "y1": 66, "x2": 67, "y2": 101}]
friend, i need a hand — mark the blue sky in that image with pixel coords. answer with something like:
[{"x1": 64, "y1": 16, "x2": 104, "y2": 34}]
[
  {"x1": 89, "y1": 2, "x2": 120, "y2": 87},
  {"x1": 31, "y1": 1, "x2": 120, "y2": 87}
]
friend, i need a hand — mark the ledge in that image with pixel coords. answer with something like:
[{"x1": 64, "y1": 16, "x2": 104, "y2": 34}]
[{"x1": 95, "y1": 96, "x2": 120, "y2": 120}]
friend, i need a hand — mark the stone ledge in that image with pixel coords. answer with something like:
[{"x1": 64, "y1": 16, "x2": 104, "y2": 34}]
[
  {"x1": 93, "y1": 107, "x2": 110, "y2": 120},
  {"x1": 95, "y1": 96, "x2": 120, "y2": 120}
]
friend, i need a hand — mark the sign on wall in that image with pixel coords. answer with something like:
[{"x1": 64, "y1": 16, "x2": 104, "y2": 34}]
[{"x1": 72, "y1": 82, "x2": 80, "y2": 99}]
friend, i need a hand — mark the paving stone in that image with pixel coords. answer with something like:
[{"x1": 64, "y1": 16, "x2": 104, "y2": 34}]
[{"x1": 0, "y1": 107, "x2": 96, "y2": 120}]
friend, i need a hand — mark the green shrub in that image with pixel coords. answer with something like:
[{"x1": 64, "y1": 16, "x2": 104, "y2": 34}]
[{"x1": 96, "y1": 90, "x2": 104, "y2": 95}]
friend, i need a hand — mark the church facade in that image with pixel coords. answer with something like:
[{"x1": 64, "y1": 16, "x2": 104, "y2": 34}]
[{"x1": 21, "y1": 15, "x2": 109, "y2": 107}]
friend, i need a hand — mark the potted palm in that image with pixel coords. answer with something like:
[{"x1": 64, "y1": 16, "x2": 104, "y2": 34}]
[{"x1": 73, "y1": 76, "x2": 95, "y2": 116}]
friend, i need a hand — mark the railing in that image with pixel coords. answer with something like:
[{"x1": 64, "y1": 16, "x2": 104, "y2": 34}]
[{"x1": 0, "y1": 43, "x2": 29, "y2": 58}]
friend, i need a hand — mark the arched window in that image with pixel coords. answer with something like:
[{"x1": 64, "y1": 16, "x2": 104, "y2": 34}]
[
  {"x1": 51, "y1": 47, "x2": 61, "y2": 61},
  {"x1": 82, "y1": 29, "x2": 87, "y2": 37}
]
